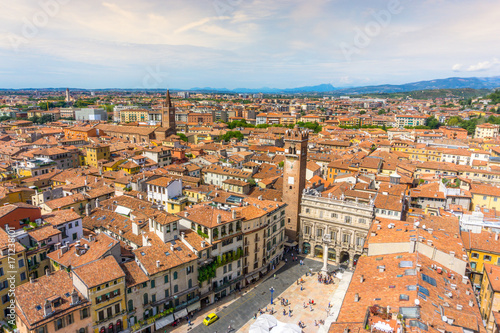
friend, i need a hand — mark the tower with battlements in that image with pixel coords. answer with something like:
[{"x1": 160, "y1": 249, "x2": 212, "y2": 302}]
[{"x1": 283, "y1": 126, "x2": 308, "y2": 241}]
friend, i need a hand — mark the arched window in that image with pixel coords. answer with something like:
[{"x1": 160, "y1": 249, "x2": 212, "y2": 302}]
[
  {"x1": 173, "y1": 271, "x2": 178, "y2": 280},
  {"x1": 128, "y1": 299, "x2": 134, "y2": 312}
]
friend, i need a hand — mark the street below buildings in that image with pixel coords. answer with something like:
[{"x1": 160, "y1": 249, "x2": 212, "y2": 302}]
[{"x1": 159, "y1": 252, "x2": 344, "y2": 333}]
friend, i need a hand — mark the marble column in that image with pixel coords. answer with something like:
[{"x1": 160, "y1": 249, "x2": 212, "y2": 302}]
[{"x1": 321, "y1": 244, "x2": 329, "y2": 273}]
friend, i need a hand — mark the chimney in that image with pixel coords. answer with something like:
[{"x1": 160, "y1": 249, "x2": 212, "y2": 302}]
[
  {"x1": 132, "y1": 221, "x2": 139, "y2": 235},
  {"x1": 201, "y1": 241, "x2": 205, "y2": 248},
  {"x1": 232, "y1": 209, "x2": 237, "y2": 219},
  {"x1": 156, "y1": 260, "x2": 160, "y2": 268},
  {"x1": 43, "y1": 300, "x2": 52, "y2": 317},
  {"x1": 170, "y1": 244, "x2": 174, "y2": 251},
  {"x1": 30, "y1": 277, "x2": 34, "y2": 284},
  {"x1": 181, "y1": 232, "x2": 185, "y2": 239},
  {"x1": 496, "y1": 233, "x2": 499, "y2": 241},
  {"x1": 354, "y1": 293, "x2": 359, "y2": 302},
  {"x1": 184, "y1": 212, "x2": 189, "y2": 217},
  {"x1": 45, "y1": 268, "x2": 50, "y2": 276},
  {"x1": 360, "y1": 275, "x2": 364, "y2": 283},
  {"x1": 217, "y1": 214, "x2": 222, "y2": 224},
  {"x1": 71, "y1": 289, "x2": 79, "y2": 305}
]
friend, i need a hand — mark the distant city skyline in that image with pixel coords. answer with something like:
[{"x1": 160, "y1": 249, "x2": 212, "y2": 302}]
[{"x1": 1, "y1": 0, "x2": 500, "y2": 89}]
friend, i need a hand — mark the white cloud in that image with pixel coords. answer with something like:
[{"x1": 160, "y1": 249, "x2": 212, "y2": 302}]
[
  {"x1": 2, "y1": 0, "x2": 500, "y2": 88},
  {"x1": 466, "y1": 58, "x2": 500, "y2": 72}
]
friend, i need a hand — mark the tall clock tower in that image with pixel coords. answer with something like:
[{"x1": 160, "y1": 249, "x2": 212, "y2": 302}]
[{"x1": 282, "y1": 125, "x2": 308, "y2": 241}]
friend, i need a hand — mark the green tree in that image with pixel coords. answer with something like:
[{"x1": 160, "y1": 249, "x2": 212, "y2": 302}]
[
  {"x1": 178, "y1": 133, "x2": 188, "y2": 142},
  {"x1": 220, "y1": 131, "x2": 244, "y2": 142},
  {"x1": 359, "y1": 110, "x2": 366, "y2": 115},
  {"x1": 378, "y1": 109, "x2": 386, "y2": 115},
  {"x1": 425, "y1": 116, "x2": 441, "y2": 129}
]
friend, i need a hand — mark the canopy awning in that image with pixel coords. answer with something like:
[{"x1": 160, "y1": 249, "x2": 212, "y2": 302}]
[
  {"x1": 285, "y1": 240, "x2": 298, "y2": 247},
  {"x1": 155, "y1": 314, "x2": 174, "y2": 330},
  {"x1": 173, "y1": 308, "x2": 188, "y2": 320},
  {"x1": 187, "y1": 301, "x2": 201, "y2": 313},
  {"x1": 114, "y1": 205, "x2": 131, "y2": 216}
]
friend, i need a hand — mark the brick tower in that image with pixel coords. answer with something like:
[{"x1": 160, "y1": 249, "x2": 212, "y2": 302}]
[
  {"x1": 162, "y1": 90, "x2": 176, "y2": 135},
  {"x1": 283, "y1": 125, "x2": 308, "y2": 241}
]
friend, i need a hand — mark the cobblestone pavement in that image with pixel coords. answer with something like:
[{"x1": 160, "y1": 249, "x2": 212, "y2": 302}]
[
  {"x1": 157, "y1": 253, "x2": 340, "y2": 333},
  {"x1": 238, "y1": 267, "x2": 339, "y2": 332}
]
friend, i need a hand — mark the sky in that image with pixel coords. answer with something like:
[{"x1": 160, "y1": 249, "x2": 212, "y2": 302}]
[{"x1": 1, "y1": 0, "x2": 500, "y2": 89}]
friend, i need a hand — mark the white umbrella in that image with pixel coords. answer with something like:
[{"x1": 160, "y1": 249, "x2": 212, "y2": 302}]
[
  {"x1": 249, "y1": 324, "x2": 270, "y2": 333},
  {"x1": 270, "y1": 322, "x2": 302, "y2": 333},
  {"x1": 257, "y1": 314, "x2": 278, "y2": 328}
]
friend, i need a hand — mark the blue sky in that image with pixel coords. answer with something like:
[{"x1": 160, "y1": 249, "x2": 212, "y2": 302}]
[{"x1": 1, "y1": 0, "x2": 500, "y2": 89}]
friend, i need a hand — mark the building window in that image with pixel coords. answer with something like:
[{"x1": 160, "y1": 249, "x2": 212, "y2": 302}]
[
  {"x1": 66, "y1": 313, "x2": 74, "y2": 325},
  {"x1": 484, "y1": 255, "x2": 492, "y2": 261},
  {"x1": 471, "y1": 252, "x2": 479, "y2": 259},
  {"x1": 54, "y1": 318, "x2": 65, "y2": 331},
  {"x1": 344, "y1": 216, "x2": 351, "y2": 223},
  {"x1": 151, "y1": 279, "x2": 155, "y2": 288},
  {"x1": 80, "y1": 307, "x2": 89, "y2": 319},
  {"x1": 173, "y1": 272, "x2": 178, "y2": 280},
  {"x1": 174, "y1": 285, "x2": 178, "y2": 293},
  {"x1": 164, "y1": 275, "x2": 169, "y2": 283},
  {"x1": 316, "y1": 229, "x2": 323, "y2": 237}
]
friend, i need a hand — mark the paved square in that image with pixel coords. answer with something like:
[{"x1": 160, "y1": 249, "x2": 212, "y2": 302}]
[{"x1": 238, "y1": 271, "x2": 339, "y2": 332}]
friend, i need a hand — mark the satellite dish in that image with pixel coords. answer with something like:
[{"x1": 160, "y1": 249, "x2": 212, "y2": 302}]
[
  {"x1": 414, "y1": 299, "x2": 420, "y2": 305},
  {"x1": 442, "y1": 316, "x2": 448, "y2": 322}
]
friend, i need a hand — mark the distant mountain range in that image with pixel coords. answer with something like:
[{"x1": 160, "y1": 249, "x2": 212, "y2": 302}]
[
  {"x1": 3, "y1": 76, "x2": 500, "y2": 95},
  {"x1": 189, "y1": 76, "x2": 500, "y2": 94}
]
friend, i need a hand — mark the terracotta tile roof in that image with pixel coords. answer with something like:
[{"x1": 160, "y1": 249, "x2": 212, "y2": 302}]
[
  {"x1": 181, "y1": 229, "x2": 212, "y2": 252},
  {"x1": 47, "y1": 233, "x2": 120, "y2": 268},
  {"x1": 73, "y1": 255, "x2": 125, "y2": 288},
  {"x1": 337, "y1": 253, "x2": 484, "y2": 333},
  {"x1": 133, "y1": 233, "x2": 198, "y2": 275},
  {"x1": 120, "y1": 260, "x2": 149, "y2": 288},
  {"x1": 28, "y1": 225, "x2": 62, "y2": 242},
  {"x1": 0, "y1": 202, "x2": 39, "y2": 218},
  {"x1": 43, "y1": 209, "x2": 81, "y2": 226},
  {"x1": 16, "y1": 270, "x2": 89, "y2": 329},
  {"x1": 461, "y1": 229, "x2": 500, "y2": 254}
]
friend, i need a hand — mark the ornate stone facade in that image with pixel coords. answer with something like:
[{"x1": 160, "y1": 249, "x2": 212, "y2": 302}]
[{"x1": 299, "y1": 189, "x2": 374, "y2": 269}]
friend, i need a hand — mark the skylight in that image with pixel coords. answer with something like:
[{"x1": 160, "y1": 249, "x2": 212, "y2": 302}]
[{"x1": 399, "y1": 261, "x2": 413, "y2": 268}]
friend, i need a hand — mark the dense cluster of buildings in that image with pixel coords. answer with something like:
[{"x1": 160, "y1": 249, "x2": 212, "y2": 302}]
[{"x1": 0, "y1": 90, "x2": 499, "y2": 333}]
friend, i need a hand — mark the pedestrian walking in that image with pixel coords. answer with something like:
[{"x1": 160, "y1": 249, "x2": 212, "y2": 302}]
[
  {"x1": 310, "y1": 305, "x2": 313, "y2": 311},
  {"x1": 300, "y1": 285, "x2": 303, "y2": 291},
  {"x1": 274, "y1": 274, "x2": 277, "y2": 279}
]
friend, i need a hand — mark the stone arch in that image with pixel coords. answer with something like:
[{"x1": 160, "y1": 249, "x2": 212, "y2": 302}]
[
  {"x1": 339, "y1": 251, "x2": 350, "y2": 265},
  {"x1": 302, "y1": 242, "x2": 311, "y2": 255},
  {"x1": 314, "y1": 245, "x2": 323, "y2": 258},
  {"x1": 328, "y1": 248, "x2": 336, "y2": 261},
  {"x1": 353, "y1": 254, "x2": 361, "y2": 267}
]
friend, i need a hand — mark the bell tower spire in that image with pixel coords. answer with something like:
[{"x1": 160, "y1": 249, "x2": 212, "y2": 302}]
[{"x1": 162, "y1": 89, "x2": 176, "y2": 134}]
